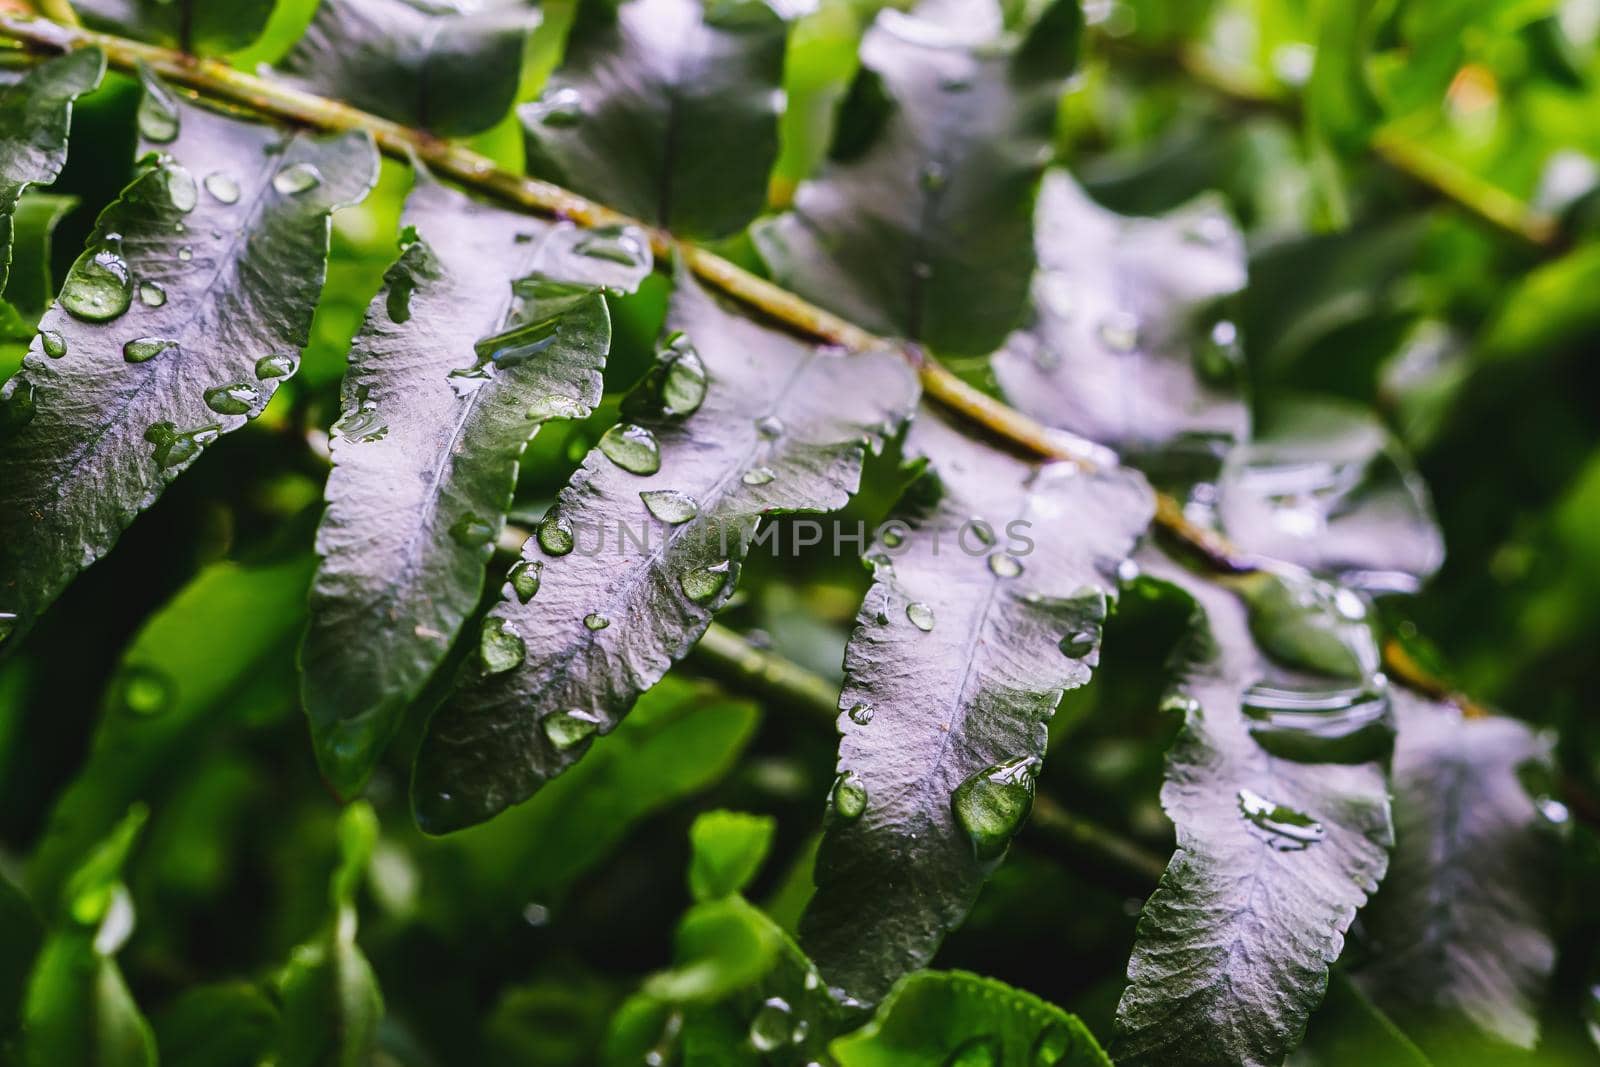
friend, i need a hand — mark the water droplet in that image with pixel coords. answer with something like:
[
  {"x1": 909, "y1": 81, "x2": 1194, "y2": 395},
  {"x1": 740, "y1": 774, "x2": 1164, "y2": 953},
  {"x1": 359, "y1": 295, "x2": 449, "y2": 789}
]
[
  {"x1": 952, "y1": 757, "x2": 1036, "y2": 862},
  {"x1": 203, "y1": 172, "x2": 239, "y2": 204},
  {"x1": 987, "y1": 553, "x2": 1022, "y2": 578},
  {"x1": 331, "y1": 386, "x2": 387, "y2": 443},
  {"x1": 177, "y1": 246, "x2": 193, "y2": 262},
  {"x1": 742, "y1": 466, "x2": 776, "y2": 486},
  {"x1": 1096, "y1": 310, "x2": 1140, "y2": 353},
  {"x1": 139, "y1": 282, "x2": 166, "y2": 307},
  {"x1": 1059, "y1": 630, "x2": 1096, "y2": 658},
  {"x1": 1195, "y1": 317, "x2": 1242, "y2": 385},
  {"x1": 479, "y1": 617, "x2": 525, "y2": 674},
  {"x1": 626, "y1": 333, "x2": 707, "y2": 420},
  {"x1": 881, "y1": 525, "x2": 906, "y2": 548},
  {"x1": 640, "y1": 489, "x2": 698, "y2": 524},
  {"x1": 537, "y1": 509, "x2": 575, "y2": 556},
  {"x1": 254, "y1": 353, "x2": 296, "y2": 379},
  {"x1": 143, "y1": 420, "x2": 218, "y2": 468},
  {"x1": 0, "y1": 613, "x2": 15, "y2": 645},
  {"x1": 138, "y1": 84, "x2": 180, "y2": 143},
  {"x1": 165, "y1": 165, "x2": 197, "y2": 212},
  {"x1": 508, "y1": 559, "x2": 542, "y2": 603},
  {"x1": 583, "y1": 612, "x2": 610, "y2": 631},
  {"x1": 748, "y1": 997, "x2": 792, "y2": 1053},
  {"x1": 38, "y1": 330, "x2": 66, "y2": 358},
  {"x1": 528, "y1": 85, "x2": 584, "y2": 127},
  {"x1": 906, "y1": 601, "x2": 935, "y2": 631},
  {"x1": 848, "y1": 702, "x2": 874, "y2": 725},
  {"x1": 598, "y1": 423, "x2": 661, "y2": 475},
  {"x1": 942, "y1": 1035, "x2": 1001, "y2": 1067},
  {"x1": 755, "y1": 414, "x2": 784, "y2": 439},
  {"x1": 115, "y1": 664, "x2": 172, "y2": 716},
  {"x1": 123, "y1": 336, "x2": 176, "y2": 363},
  {"x1": 573, "y1": 226, "x2": 648, "y2": 268},
  {"x1": 919, "y1": 162, "x2": 947, "y2": 192},
  {"x1": 543, "y1": 708, "x2": 601, "y2": 749},
  {"x1": 527, "y1": 394, "x2": 587, "y2": 421},
  {"x1": 61, "y1": 249, "x2": 133, "y2": 322},
  {"x1": 273, "y1": 162, "x2": 322, "y2": 195},
  {"x1": 1243, "y1": 570, "x2": 1378, "y2": 681},
  {"x1": 450, "y1": 513, "x2": 495, "y2": 547},
  {"x1": 1030, "y1": 1023, "x2": 1078, "y2": 1065},
  {"x1": 832, "y1": 771, "x2": 867, "y2": 820},
  {"x1": 0, "y1": 380, "x2": 37, "y2": 434},
  {"x1": 1237, "y1": 788, "x2": 1324, "y2": 850},
  {"x1": 680, "y1": 560, "x2": 734, "y2": 604},
  {"x1": 1244, "y1": 681, "x2": 1394, "y2": 764},
  {"x1": 203, "y1": 381, "x2": 260, "y2": 416}
]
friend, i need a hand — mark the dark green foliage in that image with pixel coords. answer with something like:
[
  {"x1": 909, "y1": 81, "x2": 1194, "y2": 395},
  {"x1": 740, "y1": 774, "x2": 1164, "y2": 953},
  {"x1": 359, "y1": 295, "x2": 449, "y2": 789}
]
[
  {"x1": 802, "y1": 411, "x2": 1153, "y2": 1001},
  {"x1": 0, "y1": 72, "x2": 376, "y2": 651},
  {"x1": 74, "y1": 0, "x2": 278, "y2": 54},
  {"x1": 412, "y1": 271, "x2": 917, "y2": 831},
  {"x1": 523, "y1": 0, "x2": 789, "y2": 237},
  {"x1": 302, "y1": 174, "x2": 650, "y2": 795},
  {"x1": 276, "y1": 0, "x2": 536, "y2": 138}
]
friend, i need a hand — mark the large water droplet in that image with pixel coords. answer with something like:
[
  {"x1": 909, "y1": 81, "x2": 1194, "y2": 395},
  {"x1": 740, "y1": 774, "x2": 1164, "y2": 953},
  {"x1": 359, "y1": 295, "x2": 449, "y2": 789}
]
[
  {"x1": 508, "y1": 559, "x2": 542, "y2": 603},
  {"x1": 640, "y1": 489, "x2": 698, "y2": 524},
  {"x1": 748, "y1": 997, "x2": 792, "y2": 1053},
  {"x1": 832, "y1": 772, "x2": 867, "y2": 820},
  {"x1": 987, "y1": 553, "x2": 1022, "y2": 578},
  {"x1": 255, "y1": 353, "x2": 297, "y2": 380},
  {"x1": 39, "y1": 329, "x2": 66, "y2": 358},
  {"x1": 598, "y1": 423, "x2": 661, "y2": 475},
  {"x1": 139, "y1": 282, "x2": 166, "y2": 307},
  {"x1": 1243, "y1": 570, "x2": 1377, "y2": 681},
  {"x1": 543, "y1": 708, "x2": 601, "y2": 749},
  {"x1": 332, "y1": 387, "x2": 388, "y2": 443},
  {"x1": 848, "y1": 702, "x2": 874, "y2": 725},
  {"x1": 681, "y1": 560, "x2": 734, "y2": 604},
  {"x1": 450, "y1": 513, "x2": 495, "y2": 547},
  {"x1": 755, "y1": 415, "x2": 784, "y2": 439},
  {"x1": 0, "y1": 380, "x2": 37, "y2": 434},
  {"x1": 906, "y1": 601, "x2": 935, "y2": 631},
  {"x1": 1237, "y1": 788, "x2": 1324, "y2": 851},
  {"x1": 1096, "y1": 310, "x2": 1140, "y2": 353},
  {"x1": 115, "y1": 664, "x2": 173, "y2": 716},
  {"x1": 1059, "y1": 629, "x2": 1096, "y2": 658},
  {"x1": 528, "y1": 85, "x2": 584, "y2": 127},
  {"x1": 479, "y1": 618, "x2": 525, "y2": 674},
  {"x1": 138, "y1": 84, "x2": 180, "y2": 143},
  {"x1": 123, "y1": 336, "x2": 176, "y2": 363},
  {"x1": 741, "y1": 466, "x2": 776, "y2": 487},
  {"x1": 61, "y1": 249, "x2": 133, "y2": 322},
  {"x1": 527, "y1": 394, "x2": 587, "y2": 421},
  {"x1": 177, "y1": 245, "x2": 193, "y2": 262},
  {"x1": 583, "y1": 612, "x2": 610, "y2": 631},
  {"x1": 573, "y1": 226, "x2": 648, "y2": 268},
  {"x1": 952, "y1": 757, "x2": 1036, "y2": 862},
  {"x1": 144, "y1": 421, "x2": 218, "y2": 469},
  {"x1": 203, "y1": 381, "x2": 260, "y2": 416},
  {"x1": 273, "y1": 162, "x2": 322, "y2": 195},
  {"x1": 203, "y1": 172, "x2": 239, "y2": 204},
  {"x1": 165, "y1": 165, "x2": 197, "y2": 213},
  {"x1": 538, "y1": 509, "x2": 575, "y2": 556},
  {"x1": 942, "y1": 1035, "x2": 1001, "y2": 1067},
  {"x1": 628, "y1": 333, "x2": 707, "y2": 419},
  {"x1": 1243, "y1": 680, "x2": 1394, "y2": 764},
  {"x1": 0, "y1": 612, "x2": 16, "y2": 645}
]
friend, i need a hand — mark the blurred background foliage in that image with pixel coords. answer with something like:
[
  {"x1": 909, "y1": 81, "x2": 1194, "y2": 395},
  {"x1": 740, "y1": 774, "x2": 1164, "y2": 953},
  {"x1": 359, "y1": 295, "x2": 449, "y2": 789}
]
[{"x1": 4, "y1": 0, "x2": 1600, "y2": 1062}]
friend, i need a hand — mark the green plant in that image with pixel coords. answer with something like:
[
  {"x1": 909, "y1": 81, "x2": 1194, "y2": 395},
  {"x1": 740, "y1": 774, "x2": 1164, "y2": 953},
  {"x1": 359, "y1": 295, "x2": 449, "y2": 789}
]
[{"x1": 0, "y1": 0, "x2": 1595, "y2": 1064}]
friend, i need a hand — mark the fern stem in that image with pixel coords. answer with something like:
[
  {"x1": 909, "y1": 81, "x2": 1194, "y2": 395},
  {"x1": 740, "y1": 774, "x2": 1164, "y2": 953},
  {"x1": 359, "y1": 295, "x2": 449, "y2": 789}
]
[{"x1": 0, "y1": 13, "x2": 1488, "y2": 720}]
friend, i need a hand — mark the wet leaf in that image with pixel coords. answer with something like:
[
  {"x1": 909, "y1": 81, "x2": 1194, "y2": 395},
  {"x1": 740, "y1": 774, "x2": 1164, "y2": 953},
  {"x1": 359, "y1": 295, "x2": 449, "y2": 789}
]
[
  {"x1": 75, "y1": 0, "x2": 277, "y2": 54},
  {"x1": 0, "y1": 72, "x2": 376, "y2": 650},
  {"x1": 991, "y1": 169, "x2": 1248, "y2": 466},
  {"x1": 276, "y1": 0, "x2": 537, "y2": 138},
  {"x1": 412, "y1": 269, "x2": 917, "y2": 832},
  {"x1": 801, "y1": 411, "x2": 1153, "y2": 1002},
  {"x1": 302, "y1": 174, "x2": 650, "y2": 796},
  {"x1": 522, "y1": 0, "x2": 788, "y2": 238},
  {"x1": 754, "y1": 0, "x2": 1081, "y2": 355}
]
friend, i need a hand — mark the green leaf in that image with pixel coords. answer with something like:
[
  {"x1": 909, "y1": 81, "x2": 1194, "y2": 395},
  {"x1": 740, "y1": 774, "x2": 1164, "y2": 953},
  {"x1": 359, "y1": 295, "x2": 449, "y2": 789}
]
[
  {"x1": 1295, "y1": 970, "x2": 1435, "y2": 1067},
  {"x1": 645, "y1": 895, "x2": 783, "y2": 1003},
  {"x1": 0, "y1": 870, "x2": 40, "y2": 1040},
  {"x1": 1352, "y1": 691, "x2": 1558, "y2": 1052},
  {"x1": 801, "y1": 411, "x2": 1153, "y2": 1002},
  {"x1": 153, "y1": 982, "x2": 280, "y2": 1067},
  {"x1": 521, "y1": 0, "x2": 788, "y2": 238},
  {"x1": 22, "y1": 807, "x2": 155, "y2": 1067},
  {"x1": 1305, "y1": 0, "x2": 1384, "y2": 154},
  {"x1": 0, "y1": 50, "x2": 104, "y2": 295},
  {"x1": 830, "y1": 970, "x2": 1112, "y2": 1066},
  {"x1": 302, "y1": 174, "x2": 650, "y2": 796},
  {"x1": 275, "y1": 0, "x2": 537, "y2": 138},
  {"x1": 1217, "y1": 397, "x2": 1444, "y2": 594},
  {"x1": 0, "y1": 72, "x2": 376, "y2": 651},
  {"x1": 273, "y1": 802, "x2": 383, "y2": 1067},
  {"x1": 0, "y1": 193, "x2": 79, "y2": 339},
  {"x1": 412, "y1": 270, "x2": 917, "y2": 832},
  {"x1": 29, "y1": 554, "x2": 315, "y2": 902},
  {"x1": 75, "y1": 0, "x2": 278, "y2": 54},
  {"x1": 1113, "y1": 552, "x2": 1395, "y2": 1067},
  {"x1": 753, "y1": 0, "x2": 1081, "y2": 355},
  {"x1": 990, "y1": 169, "x2": 1248, "y2": 465},
  {"x1": 689, "y1": 809, "x2": 777, "y2": 901},
  {"x1": 424, "y1": 675, "x2": 760, "y2": 913}
]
